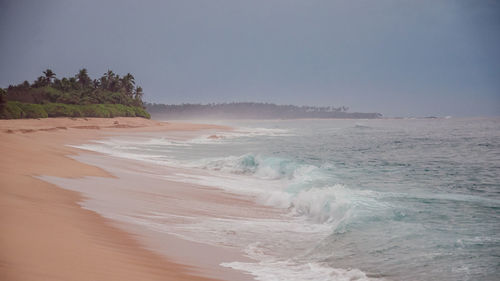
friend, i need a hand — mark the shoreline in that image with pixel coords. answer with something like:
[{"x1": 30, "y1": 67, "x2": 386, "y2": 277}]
[
  {"x1": 45, "y1": 152, "x2": 267, "y2": 281},
  {"x1": 0, "y1": 117, "x2": 244, "y2": 281}
]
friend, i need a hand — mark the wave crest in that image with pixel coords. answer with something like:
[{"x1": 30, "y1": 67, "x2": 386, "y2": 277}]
[
  {"x1": 190, "y1": 154, "x2": 371, "y2": 226},
  {"x1": 193, "y1": 153, "x2": 309, "y2": 180}
]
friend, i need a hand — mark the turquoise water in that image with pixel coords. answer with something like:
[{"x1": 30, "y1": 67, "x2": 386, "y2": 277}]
[{"x1": 79, "y1": 118, "x2": 500, "y2": 280}]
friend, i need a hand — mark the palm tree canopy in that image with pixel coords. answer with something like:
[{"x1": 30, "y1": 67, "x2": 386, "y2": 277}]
[
  {"x1": 123, "y1": 73, "x2": 135, "y2": 84},
  {"x1": 134, "y1": 86, "x2": 144, "y2": 98},
  {"x1": 77, "y1": 68, "x2": 91, "y2": 86},
  {"x1": 43, "y1": 69, "x2": 55, "y2": 78}
]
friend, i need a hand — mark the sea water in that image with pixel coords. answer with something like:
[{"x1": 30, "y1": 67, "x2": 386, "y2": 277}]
[{"x1": 74, "y1": 118, "x2": 500, "y2": 281}]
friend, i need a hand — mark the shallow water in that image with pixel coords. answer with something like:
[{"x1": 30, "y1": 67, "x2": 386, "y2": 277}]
[{"x1": 73, "y1": 118, "x2": 500, "y2": 281}]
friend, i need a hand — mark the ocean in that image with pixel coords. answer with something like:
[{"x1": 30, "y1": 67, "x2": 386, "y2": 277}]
[{"x1": 61, "y1": 118, "x2": 500, "y2": 280}]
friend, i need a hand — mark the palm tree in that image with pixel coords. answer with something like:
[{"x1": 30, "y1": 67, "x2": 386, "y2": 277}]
[
  {"x1": 132, "y1": 86, "x2": 144, "y2": 107},
  {"x1": 99, "y1": 76, "x2": 108, "y2": 90},
  {"x1": 134, "y1": 86, "x2": 144, "y2": 100},
  {"x1": 33, "y1": 76, "x2": 46, "y2": 87},
  {"x1": 60, "y1": 78, "x2": 71, "y2": 92},
  {"x1": 92, "y1": 79, "x2": 100, "y2": 89},
  {"x1": 103, "y1": 70, "x2": 119, "y2": 91},
  {"x1": 43, "y1": 69, "x2": 56, "y2": 85},
  {"x1": 0, "y1": 88, "x2": 6, "y2": 106},
  {"x1": 68, "y1": 77, "x2": 78, "y2": 90},
  {"x1": 121, "y1": 73, "x2": 135, "y2": 96},
  {"x1": 76, "y1": 68, "x2": 91, "y2": 88},
  {"x1": 123, "y1": 73, "x2": 135, "y2": 85}
]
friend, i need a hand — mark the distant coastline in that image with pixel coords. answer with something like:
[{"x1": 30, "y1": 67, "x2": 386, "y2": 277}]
[{"x1": 145, "y1": 102, "x2": 382, "y2": 119}]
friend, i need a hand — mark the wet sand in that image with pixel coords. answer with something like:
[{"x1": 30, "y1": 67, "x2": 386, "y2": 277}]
[{"x1": 0, "y1": 117, "x2": 247, "y2": 281}]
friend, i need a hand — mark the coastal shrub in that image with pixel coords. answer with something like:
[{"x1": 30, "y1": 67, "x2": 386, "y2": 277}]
[
  {"x1": 103, "y1": 104, "x2": 122, "y2": 117},
  {"x1": 120, "y1": 104, "x2": 138, "y2": 117},
  {"x1": 80, "y1": 104, "x2": 111, "y2": 118},
  {"x1": 0, "y1": 101, "x2": 150, "y2": 119},
  {"x1": 16, "y1": 102, "x2": 48, "y2": 118},
  {"x1": 43, "y1": 103, "x2": 82, "y2": 117},
  {"x1": 133, "y1": 106, "x2": 151, "y2": 119},
  {"x1": 0, "y1": 101, "x2": 23, "y2": 119},
  {"x1": 79, "y1": 104, "x2": 149, "y2": 118},
  {"x1": 105, "y1": 104, "x2": 136, "y2": 117}
]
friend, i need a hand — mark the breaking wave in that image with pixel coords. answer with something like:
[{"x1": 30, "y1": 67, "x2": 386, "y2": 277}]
[{"x1": 187, "y1": 153, "x2": 384, "y2": 227}]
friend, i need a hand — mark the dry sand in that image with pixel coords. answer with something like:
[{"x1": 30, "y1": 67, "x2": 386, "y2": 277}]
[{"x1": 0, "y1": 117, "x2": 232, "y2": 281}]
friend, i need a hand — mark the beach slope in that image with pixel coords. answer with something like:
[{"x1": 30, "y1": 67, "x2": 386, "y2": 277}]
[{"x1": 0, "y1": 117, "x2": 226, "y2": 281}]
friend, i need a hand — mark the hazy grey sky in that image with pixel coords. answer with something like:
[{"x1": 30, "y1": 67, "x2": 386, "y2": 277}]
[{"x1": 1, "y1": 0, "x2": 499, "y2": 117}]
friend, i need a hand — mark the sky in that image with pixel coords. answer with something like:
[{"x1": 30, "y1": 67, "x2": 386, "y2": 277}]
[{"x1": 0, "y1": 0, "x2": 499, "y2": 117}]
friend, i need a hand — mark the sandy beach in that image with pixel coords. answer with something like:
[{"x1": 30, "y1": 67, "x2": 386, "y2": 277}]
[{"x1": 0, "y1": 117, "x2": 238, "y2": 281}]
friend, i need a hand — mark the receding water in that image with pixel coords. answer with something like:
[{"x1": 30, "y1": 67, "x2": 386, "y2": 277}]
[{"x1": 75, "y1": 118, "x2": 500, "y2": 281}]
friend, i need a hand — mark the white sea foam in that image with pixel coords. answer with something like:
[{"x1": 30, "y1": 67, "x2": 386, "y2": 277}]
[
  {"x1": 92, "y1": 137, "x2": 190, "y2": 147},
  {"x1": 73, "y1": 144, "x2": 169, "y2": 163},
  {"x1": 186, "y1": 153, "x2": 320, "y2": 180},
  {"x1": 188, "y1": 127, "x2": 296, "y2": 144},
  {"x1": 162, "y1": 169, "x2": 377, "y2": 228},
  {"x1": 74, "y1": 137, "x2": 376, "y2": 227},
  {"x1": 221, "y1": 243, "x2": 377, "y2": 281},
  {"x1": 176, "y1": 153, "x2": 390, "y2": 225},
  {"x1": 63, "y1": 118, "x2": 500, "y2": 281}
]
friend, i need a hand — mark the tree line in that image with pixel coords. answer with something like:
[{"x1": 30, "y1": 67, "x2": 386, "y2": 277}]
[
  {"x1": 0, "y1": 69, "x2": 150, "y2": 119},
  {"x1": 145, "y1": 102, "x2": 382, "y2": 119},
  {"x1": 4, "y1": 69, "x2": 144, "y2": 107}
]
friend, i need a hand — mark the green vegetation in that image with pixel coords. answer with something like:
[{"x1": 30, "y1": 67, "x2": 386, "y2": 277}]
[
  {"x1": 0, "y1": 101, "x2": 150, "y2": 119},
  {"x1": 1, "y1": 68, "x2": 149, "y2": 119},
  {"x1": 16, "y1": 102, "x2": 49, "y2": 118}
]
